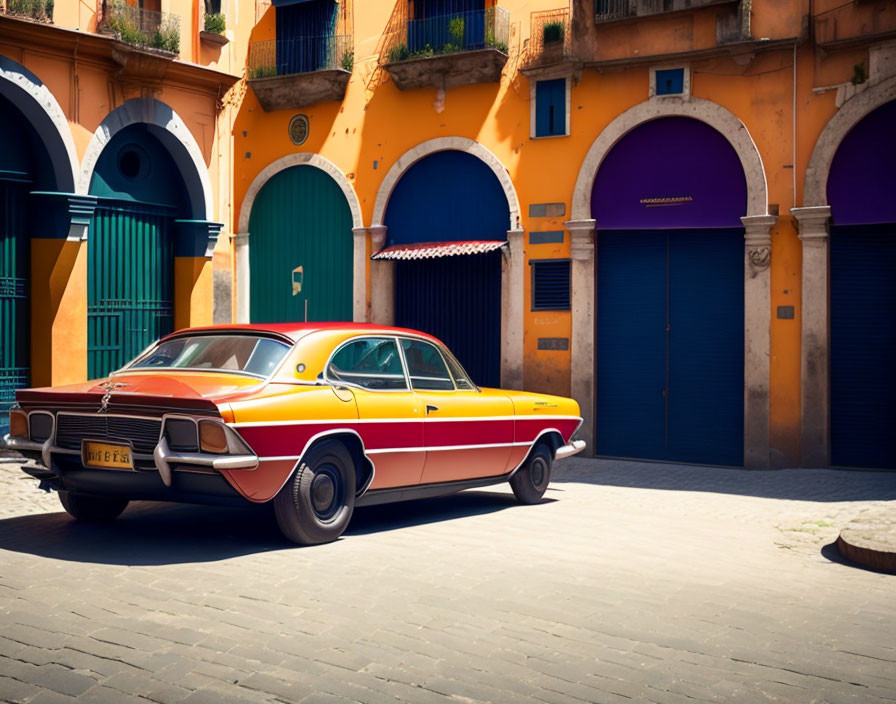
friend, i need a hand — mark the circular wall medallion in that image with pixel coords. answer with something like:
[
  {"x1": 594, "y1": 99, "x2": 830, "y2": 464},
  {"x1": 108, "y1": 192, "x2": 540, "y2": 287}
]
[{"x1": 288, "y1": 114, "x2": 310, "y2": 146}]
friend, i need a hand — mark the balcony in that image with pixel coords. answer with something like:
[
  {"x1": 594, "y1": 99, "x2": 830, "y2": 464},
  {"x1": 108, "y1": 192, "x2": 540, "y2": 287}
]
[
  {"x1": 2, "y1": 0, "x2": 54, "y2": 23},
  {"x1": 813, "y1": 0, "x2": 896, "y2": 48},
  {"x1": 520, "y1": 8, "x2": 573, "y2": 76},
  {"x1": 98, "y1": 1, "x2": 180, "y2": 55},
  {"x1": 595, "y1": 0, "x2": 738, "y2": 24},
  {"x1": 247, "y1": 34, "x2": 353, "y2": 111},
  {"x1": 379, "y1": 6, "x2": 510, "y2": 91}
]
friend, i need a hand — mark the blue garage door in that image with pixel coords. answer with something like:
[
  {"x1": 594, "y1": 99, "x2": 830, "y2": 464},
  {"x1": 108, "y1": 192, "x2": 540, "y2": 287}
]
[
  {"x1": 597, "y1": 228, "x2": 744, "y2": 466},
  {"x1": 395, "y1": 250, "x2": 501, "y2": 388},
  {"x1": 830, "y1": 225, "x2": 896, "y2": 469}
]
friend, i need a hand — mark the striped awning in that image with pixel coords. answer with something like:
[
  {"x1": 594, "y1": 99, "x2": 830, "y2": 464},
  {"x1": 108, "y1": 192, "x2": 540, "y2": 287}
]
[{"x1": 371, "y1": 240, "x2": 507, "y2": 260}]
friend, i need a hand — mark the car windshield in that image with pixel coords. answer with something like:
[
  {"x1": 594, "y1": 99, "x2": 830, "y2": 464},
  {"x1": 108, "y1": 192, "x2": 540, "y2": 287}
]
[{"x1": 128, "y1": 335, "x2": 292, "y2": 378}]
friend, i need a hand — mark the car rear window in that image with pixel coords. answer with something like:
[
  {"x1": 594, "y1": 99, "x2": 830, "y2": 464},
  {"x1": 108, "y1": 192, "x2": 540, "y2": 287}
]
[{"x1": 129, "y1": 335, "x2": 291, "y2": 377}]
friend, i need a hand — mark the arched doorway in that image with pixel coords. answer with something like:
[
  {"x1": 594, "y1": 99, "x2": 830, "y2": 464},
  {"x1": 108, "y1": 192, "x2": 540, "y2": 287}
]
[
  {"x1": 827, "y1": 100, "x2": 896, "y2": 469},
  {"x1": 248, "y1": 165, "x2": 353, "y2": 323},
  {"x1": 592, "y1": 117, "x2": 747, "y2": 465},
  {"x1": 382, "y1": 150, "x2": 510, "y2": 388},
  {"x1": 87, "y1": 124, "x2": 191, "y2": 377}
]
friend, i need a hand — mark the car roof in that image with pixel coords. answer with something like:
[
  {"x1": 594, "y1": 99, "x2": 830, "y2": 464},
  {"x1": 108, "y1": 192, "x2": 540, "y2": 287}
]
[{"x1": 161, "y1": 322, "x2": 445, "y2": 345}]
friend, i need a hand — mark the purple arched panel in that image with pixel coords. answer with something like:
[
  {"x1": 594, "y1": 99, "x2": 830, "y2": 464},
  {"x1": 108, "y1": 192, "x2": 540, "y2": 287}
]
[
  {"x1": 591, "y1": 117, "x2": 747, "y2": 229},
  {"x1": 827, "y1": 100, "x2": 896, "y2": 226}
]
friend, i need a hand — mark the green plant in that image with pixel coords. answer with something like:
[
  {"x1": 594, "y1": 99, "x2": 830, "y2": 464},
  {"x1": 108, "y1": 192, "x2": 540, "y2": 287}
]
[
  {"x1": 45, "y1": 0, "x2": 53, "y2": 19},
  {"x1": 106, "y1": 14, "x2": 146, "y2": 45},
  {"x1": 250, "y1": 64, "x2": 277, "y2": 79},
  {"x1": 494, "y1": 41, "x2": 508, "y2": 53},
  {"x1": 851, "y1": 62, "x2": 867, "y2": 85},
  {"x1": 485, "y1": 26, "x2": 495, "y2": 46},
  {"x1": 542, "y1": 21, "x2": 564, "y2": 44},
  {"x1": 7, "y1": 0, "x2": 50, "y2": 21},
  {"x1": 448, "y1": 15, "x2": 464, "y2": 45},
  {"x1": 340, "y1": 49, "x2": 354, "y2": 72},
  {"x1": 151, "y1": 17, "x2": 180, "y2": 53},
  {"x1": 388, "y1": 43, "x2": 409, "y2": 63},
  {"x1": 204, "y1": 11, "x2": 226, "y2": 34}
]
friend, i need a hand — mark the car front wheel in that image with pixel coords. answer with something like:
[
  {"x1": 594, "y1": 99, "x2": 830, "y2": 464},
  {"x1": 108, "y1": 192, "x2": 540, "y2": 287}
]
[
  {"x1": 59, "y1": 491, "x2": 129, "y2": 522},
  {"x1": 273, "y1": 439, "x2": 356, "y2": 545},
  {"x1": 510, "y1": 443, "x2": 553, "y2": 504}
]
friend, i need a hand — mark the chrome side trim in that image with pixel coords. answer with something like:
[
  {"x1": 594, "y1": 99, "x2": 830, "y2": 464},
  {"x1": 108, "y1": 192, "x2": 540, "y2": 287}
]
[
  {"x1": 555, "y1": 440, "x2": 586, "y2": 460},
  {"x1": 229, "y1": 414, "x2": 582, "y2": 428}
]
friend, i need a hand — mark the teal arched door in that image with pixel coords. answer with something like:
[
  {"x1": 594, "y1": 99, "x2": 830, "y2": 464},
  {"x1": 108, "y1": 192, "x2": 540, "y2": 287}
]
[
  {"x1": 249, "y1": 166, "x2": 352, "y2": 323},
  {"x1": 88, "y1": 124, "x2": 189, "y2": 378}
]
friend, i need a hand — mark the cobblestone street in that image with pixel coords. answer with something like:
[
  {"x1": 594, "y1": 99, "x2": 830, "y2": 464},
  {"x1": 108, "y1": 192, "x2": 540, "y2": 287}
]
[{"x1": 1, "y1": 458, "x2": 894, "y2": 704}]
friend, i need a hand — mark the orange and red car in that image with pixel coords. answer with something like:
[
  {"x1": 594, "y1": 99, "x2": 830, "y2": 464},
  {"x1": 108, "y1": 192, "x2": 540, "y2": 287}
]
[{"x1": 3, "y1": 323, "x2": 584, "y2": 544}]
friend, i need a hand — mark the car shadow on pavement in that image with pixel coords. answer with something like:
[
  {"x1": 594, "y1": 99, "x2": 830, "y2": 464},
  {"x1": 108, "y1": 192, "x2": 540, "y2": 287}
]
[
  {"x1": 551, "y1": 457, "x2": 896, "y2": 502},
  {"x1": 0, "y1": 490, "x2": 525, "y2": 566}
]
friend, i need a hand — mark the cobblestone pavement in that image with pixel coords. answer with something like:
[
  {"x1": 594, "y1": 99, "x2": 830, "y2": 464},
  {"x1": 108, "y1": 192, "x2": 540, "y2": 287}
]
[{"x1": 1, "y1": 457, "x2": 894, "y2": 704}]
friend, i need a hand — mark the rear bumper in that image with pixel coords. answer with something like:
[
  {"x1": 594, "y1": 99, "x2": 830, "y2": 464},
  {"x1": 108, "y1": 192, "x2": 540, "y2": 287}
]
[{"x1": 555, "y1": 439, "x2": 586, "y2": 460}]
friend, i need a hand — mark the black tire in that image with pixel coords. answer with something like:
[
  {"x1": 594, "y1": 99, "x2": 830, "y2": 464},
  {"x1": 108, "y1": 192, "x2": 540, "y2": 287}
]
[
  {"x1": 58, "y1": 491, "x2": 129, "y2": 523},
  {"x1": 273, "y1": 440, "x2": 356, "y2": 545},
  {"x1": 510, "y1": 443, "x2": 553, "y2": 504}
]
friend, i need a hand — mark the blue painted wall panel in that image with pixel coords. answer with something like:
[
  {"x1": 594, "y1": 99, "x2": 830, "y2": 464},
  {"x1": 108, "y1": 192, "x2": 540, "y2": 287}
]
[
  {"x1": 384, "y1": 150, "x2": 509, "y2": 245},
  {"x1": 830, "y1": 225, "x2": 896, "y2": 468}
]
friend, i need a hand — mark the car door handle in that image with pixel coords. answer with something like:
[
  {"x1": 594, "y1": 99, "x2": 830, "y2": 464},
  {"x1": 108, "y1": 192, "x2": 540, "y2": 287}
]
[{"x1": 426, "y1": 404, "x2": 439, "y2": 415}]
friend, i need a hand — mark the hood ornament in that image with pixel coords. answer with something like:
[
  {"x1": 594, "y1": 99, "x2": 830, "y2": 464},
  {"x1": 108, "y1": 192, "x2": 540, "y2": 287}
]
[{"x1": 98, "y1": 381, "x2": 127, "y2": 414}]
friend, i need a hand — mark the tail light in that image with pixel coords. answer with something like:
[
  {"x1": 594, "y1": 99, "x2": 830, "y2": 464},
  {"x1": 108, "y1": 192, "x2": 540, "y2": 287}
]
[
  {"x1": 199, "y1": 420, "x2": 228, "y2": 454},
  {"x1": 9, "y1": 410, "x2": 28, "y2": 439}
]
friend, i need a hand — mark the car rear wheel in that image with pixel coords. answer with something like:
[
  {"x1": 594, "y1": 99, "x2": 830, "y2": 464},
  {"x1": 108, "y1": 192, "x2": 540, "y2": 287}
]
[
  {"x1": 273, "y1": 439, "x2": 356, "y2": 545},
  {"x1": 58, "y1": 491, "x2": 129, "y2": 522},
  {"x1": 510, "y1": 443, "x2": 553, "y2": 504}
]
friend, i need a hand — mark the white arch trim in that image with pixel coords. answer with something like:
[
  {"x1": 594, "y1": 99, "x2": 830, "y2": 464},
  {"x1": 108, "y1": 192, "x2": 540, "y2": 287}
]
[
  {"x1": 371, "y1": 137, "x2": 521, "y2": 230},
  {"x1": 571, "y1": 97, "x2": 768, "y2": 221},
  {"x1": 804, "y1": 75, "x2": 896, "y2": 207},
  {"x1": 238, "y1": 152, "x2": 363, "y2": 233},
  {"x1": 78, "y1": 97, "x2": 213, "y2": 219},
  {"x1": 0, "y1": 55, "x2": 78, "y2": 193}
]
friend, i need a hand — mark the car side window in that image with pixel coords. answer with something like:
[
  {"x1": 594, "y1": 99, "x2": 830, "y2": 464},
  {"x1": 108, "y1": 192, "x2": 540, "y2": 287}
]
[
  {"x1": 442, "y1": 351, "x2": 476, "y2": 390},
  {"x1": 327, "y1": 337, "x2": 407, "y2": 390},
  {"x1": 400, "y1": 339, "x2": 454, "y2": 391}
]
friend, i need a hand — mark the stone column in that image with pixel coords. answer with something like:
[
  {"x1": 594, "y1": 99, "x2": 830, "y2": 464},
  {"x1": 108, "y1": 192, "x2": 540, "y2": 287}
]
[
  {"x1": 352, "y1": 227, "x2": 368, "y2": 322},
  {"x1": 501, "y1": 229, "x2": 525, "y2": 390},
  {"x1": 741, "y1": 214, "x2": 776, "y2": 469},
  {"x1": 233, "y1": 232, "x2": 250, "y2": 324},
  {"x1": 565, "y1": 219, "x2": 596, "y2": 453},
  {"x1": 368, "y1": 226, "x2": 394, "y2": 325},
  {"x1": 792, "y1": 205, "x2": 832, "y2": 467}
]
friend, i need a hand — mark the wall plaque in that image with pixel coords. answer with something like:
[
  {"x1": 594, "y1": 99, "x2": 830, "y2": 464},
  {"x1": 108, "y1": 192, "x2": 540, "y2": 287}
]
[{"x1": 288, "y1": 114, "x2": 309, "y2": 146}]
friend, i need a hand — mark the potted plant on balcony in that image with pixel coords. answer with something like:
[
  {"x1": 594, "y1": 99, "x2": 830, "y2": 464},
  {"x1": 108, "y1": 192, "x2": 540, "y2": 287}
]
[
  {"x1": 541, "y1": 21, "x2": 565, "y2": 63},
  {"x1": 200, "y1": 11, "x2": 229, "y2": 46}
]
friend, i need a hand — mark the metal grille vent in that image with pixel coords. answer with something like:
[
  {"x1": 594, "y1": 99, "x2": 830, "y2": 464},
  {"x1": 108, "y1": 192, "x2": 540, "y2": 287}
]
[
  {"x1": 56, "y1": 414, "x2": 162, "y2": 454},
  {"x1": 531, "y1": 259, "x2": 571, "y2": 311}
]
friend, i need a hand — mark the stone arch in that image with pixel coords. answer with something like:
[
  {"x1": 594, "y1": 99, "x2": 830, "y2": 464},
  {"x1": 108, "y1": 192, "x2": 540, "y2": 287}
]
[
  {"x1": 371, "y1": 137, "x2": 521, "y2": 230},
  {"x1": 0, "y1": 55, "x2": 78, "y2": 192},
  {"x1": 804, "y1": 75, "x2": 896, "y2": 207},
  {"x1": 571, "y1": 97, "x2": 768, "y2": 221},
  {"x1": 238, "y1": 152, "x2": 363, "y2": 233},
  {"x1": 79, "y1": 97, "x2": 213, "y2": 219}
]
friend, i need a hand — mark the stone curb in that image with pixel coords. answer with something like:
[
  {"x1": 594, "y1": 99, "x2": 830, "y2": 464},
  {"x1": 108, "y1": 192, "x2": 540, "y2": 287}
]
[{"x1": 836, "y1": 507, "x2": 896, "y2": 574}]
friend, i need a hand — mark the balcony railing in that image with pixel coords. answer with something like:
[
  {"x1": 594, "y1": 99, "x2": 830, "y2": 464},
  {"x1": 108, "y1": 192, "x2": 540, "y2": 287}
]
[
  {"x1": 2, "y1": 0, "x2": 54, "y2": 23},
  {"x1": 596, "y1": 0, "x2": 737, "y2": 24},
  {"x1": 248, "y1": 35, "x2": 353, "y2": 79},
  {"x1": 99, "y1": 1, "x2": 180, "y2": 54},
  {"x1": 382, "y1": 6, "x2": 509, "y2": 64},
  {"x1": 521, "y1": 8, "x2": 571, "y2": 70}
]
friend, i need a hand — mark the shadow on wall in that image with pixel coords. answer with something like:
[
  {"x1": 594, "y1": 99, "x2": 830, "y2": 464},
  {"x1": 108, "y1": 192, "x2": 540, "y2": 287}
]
[
  {"x1": 552, "y1": 457, "x2": 896, "y2": 503},
  {"x1": 0, "y1": 490, "x2": 522, "y2": 566}
]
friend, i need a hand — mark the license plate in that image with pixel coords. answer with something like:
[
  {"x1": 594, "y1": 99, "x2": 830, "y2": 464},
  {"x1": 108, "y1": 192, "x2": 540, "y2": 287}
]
[{"x1": 82, "y1": 441, "x2": 133, "y2": 470}]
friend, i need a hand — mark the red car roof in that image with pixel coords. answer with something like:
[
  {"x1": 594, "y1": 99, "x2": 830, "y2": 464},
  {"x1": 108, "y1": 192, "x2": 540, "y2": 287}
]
[{"x1": 162, "y1": 322, "x2": 444, "y2": 344}]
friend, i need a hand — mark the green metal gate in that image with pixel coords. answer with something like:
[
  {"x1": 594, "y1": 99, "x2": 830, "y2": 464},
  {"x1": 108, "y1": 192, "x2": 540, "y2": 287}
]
[
  {"x1": 249, "y1": 166, "x2": 352, "y2": 323},
  {"x1": 88, "y1": 202, "x2": 174, "y2": 378},
  {"x1": 0, "y1": 179, "x2": 29, "y2": 429}
]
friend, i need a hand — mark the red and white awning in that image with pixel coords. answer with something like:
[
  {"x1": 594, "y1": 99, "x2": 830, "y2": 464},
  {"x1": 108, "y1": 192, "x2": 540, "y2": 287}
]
[{"x1": 371, "y1": 240, "x2": 507, "y2": 261}]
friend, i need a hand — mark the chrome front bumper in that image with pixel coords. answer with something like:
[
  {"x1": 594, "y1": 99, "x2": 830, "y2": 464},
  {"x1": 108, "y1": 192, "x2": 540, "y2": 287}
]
[{"x1": 555, "y1": 439, "x2": 586, "y2": 460}]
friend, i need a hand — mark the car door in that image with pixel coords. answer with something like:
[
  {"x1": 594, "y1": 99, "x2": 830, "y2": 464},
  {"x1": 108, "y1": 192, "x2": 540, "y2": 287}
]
[
  {"x1": 398, "y1": 337, "x2": 514, "y2": 484},
  {"x1": 326, "y1": 336, "x2": 425, "y2": 489}
]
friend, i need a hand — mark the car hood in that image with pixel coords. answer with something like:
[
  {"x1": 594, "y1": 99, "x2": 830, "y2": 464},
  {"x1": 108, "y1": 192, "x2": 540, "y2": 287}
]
[{"x1": 15, "y1": 372, "x2": 265, "y2": 413}]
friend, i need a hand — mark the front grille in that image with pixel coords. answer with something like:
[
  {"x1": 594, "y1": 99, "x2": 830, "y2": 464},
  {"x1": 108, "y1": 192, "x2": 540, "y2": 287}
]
[{"x1": 56, "y1": 414, "x2": 162, "y2": 455}]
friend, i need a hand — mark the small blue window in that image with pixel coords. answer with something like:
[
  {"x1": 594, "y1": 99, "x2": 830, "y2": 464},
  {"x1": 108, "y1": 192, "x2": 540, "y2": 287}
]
[
  {"x1": 535, "y1": 78, "x2": 567, "y2": 138},
  {"x1": 655, "y1": 68, "x2": 685, "y2": 95}
]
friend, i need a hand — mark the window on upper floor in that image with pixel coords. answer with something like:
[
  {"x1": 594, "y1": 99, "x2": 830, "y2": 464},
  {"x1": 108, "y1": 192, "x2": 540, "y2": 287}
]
[
  {"x1": 650, "y1": 66, "x2": 690, "y2": 98},
  {"x1": 533, "y1": 77, "x2": 568, "y2": 138}
]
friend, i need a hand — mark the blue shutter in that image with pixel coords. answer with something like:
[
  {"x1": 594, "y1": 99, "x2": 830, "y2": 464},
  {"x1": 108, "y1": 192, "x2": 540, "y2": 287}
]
[
  {"x1": 655, "y1": 68, "x2": 684, "y2": 95},
  {"x1": 830, "y1": 225, "x2": 896, "y2": 468},
  {"x1": 531, "y1": 259, "x2": 570, "y2": 310},
  {"x1": 535, "y1": 78, "x2": 566, "y2": 137}
]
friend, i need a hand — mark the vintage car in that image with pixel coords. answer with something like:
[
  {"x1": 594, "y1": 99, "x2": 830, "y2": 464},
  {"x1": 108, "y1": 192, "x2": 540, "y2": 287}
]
[{"x1": 3, "y1": 323, "x2": 584, "y2": 544}]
